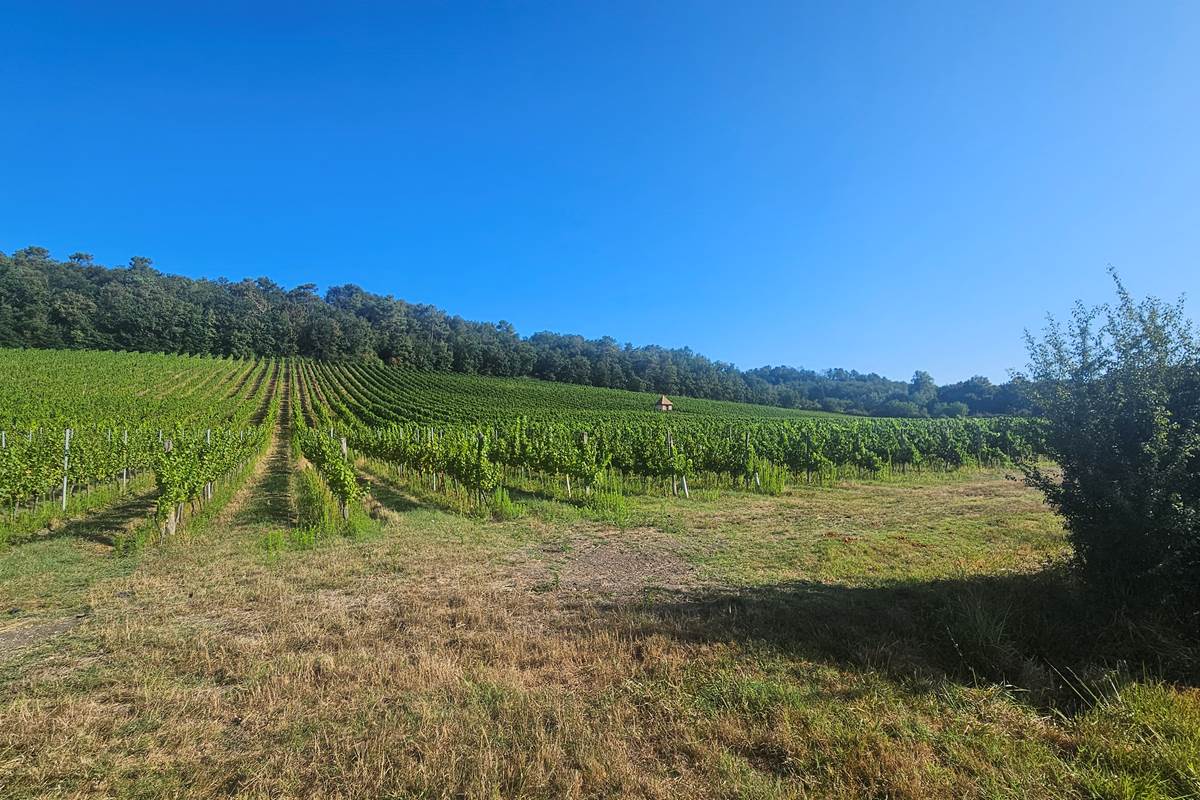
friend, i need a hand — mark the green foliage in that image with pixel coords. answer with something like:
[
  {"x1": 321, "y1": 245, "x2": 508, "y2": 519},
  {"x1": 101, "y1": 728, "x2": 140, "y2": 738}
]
[
  {"x1": 0, "y1": 352, "x2": 278, "y2": 538},
  {"x1": 0, "y1": 247, "x2": 1035, "y2": 417},
  {"x1": 291, "y1": 458, "x2": 377, "y2": 542},
  {"x1": 1022, "y1": 272, "x2": 1200, "y2": 610},
  {"x1": 0, "y1": 349, "x2": 273, "y2": 430},
  {"x1": 154, "y1": 426, "x2": 269, "y2": 522},
  {"x1": 0, "y1": 347, "x2": 1044, "y2": 544},
  {"x1": 294, "y1": 427, "x2": 361, "y2": 506},
  {"x1": 1074, "y1": 682, "x2": 1200, "y2": 799},
  {"x1": 259, "y1": 525, "x2": 319, "y2": 553},
  {"x1": 751, "y1": 460, "x2": 787, "y2": 495},
  {"x1": 293, "y1": 459, "x2": 342, "y2": 534}
]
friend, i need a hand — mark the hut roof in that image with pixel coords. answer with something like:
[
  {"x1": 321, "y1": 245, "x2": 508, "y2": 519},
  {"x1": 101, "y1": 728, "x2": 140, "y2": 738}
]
[{"x1": 657, "y1": 394, "x2": 672, "y2": 405}]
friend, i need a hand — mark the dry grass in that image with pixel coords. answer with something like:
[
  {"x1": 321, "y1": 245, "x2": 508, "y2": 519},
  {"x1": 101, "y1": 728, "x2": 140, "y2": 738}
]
[{"x1": 1, "y1": 469, "x2": 1197, "y2": 799}]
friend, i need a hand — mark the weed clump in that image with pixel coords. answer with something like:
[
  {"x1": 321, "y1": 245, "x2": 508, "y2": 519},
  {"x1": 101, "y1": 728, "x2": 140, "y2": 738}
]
[
  {"x1": 585, "y1": 490, "x2": 631, "y2": 528},
  {"x1": 488, "y1": 487, "x2": 525, "y2": 521}
]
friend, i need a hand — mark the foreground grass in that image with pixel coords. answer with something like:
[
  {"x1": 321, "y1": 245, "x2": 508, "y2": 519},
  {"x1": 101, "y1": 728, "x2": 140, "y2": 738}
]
[{"x1": 0, "y1": 468, "x2": 1197, "y2": 799}]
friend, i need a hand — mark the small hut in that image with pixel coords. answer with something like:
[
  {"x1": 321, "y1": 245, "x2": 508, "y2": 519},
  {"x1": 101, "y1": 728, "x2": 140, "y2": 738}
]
[{"x1": 655, "y1": 394, "x2": 674, "y2": 412}]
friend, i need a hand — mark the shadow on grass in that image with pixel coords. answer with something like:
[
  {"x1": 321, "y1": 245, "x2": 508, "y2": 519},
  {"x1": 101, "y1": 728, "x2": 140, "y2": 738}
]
[
  {"x1": 504, "y1": 485, "x2": 562, "y2": 505},
  {"x1": 361, "y1": 473, "x2": 425, "y2": 515},
  {"x1": 504, "y1": 485, "x2": 593, "y2": 511},
  {"x1": 29, "y1": 491, "x2": 156, "y2": 548},
  {"x1": 595, "y1": 567, "x2": 1199, "y2": 708}
]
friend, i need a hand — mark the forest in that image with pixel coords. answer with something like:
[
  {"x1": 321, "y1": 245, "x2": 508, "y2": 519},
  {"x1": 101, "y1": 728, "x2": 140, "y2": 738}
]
[{"x1": 0, "y1": 246, "x2": 1031, "y2": 417}]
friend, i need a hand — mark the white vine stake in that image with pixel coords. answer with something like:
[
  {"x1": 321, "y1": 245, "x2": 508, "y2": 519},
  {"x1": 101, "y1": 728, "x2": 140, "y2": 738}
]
[{"x1": 61, "y1": 428, "x2": 72, "y2": 511}]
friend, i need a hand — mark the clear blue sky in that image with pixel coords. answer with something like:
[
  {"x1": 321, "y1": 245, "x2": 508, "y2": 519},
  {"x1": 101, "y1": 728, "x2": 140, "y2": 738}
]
[{"x1": 2, "y1": 2, "x2": 1197, "y2": 382}]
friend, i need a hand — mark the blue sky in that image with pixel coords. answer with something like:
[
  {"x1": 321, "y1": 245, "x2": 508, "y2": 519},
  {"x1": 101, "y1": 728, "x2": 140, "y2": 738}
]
[{"x1": 2, "y1": 1, "x2": 1197, "y2": 382}]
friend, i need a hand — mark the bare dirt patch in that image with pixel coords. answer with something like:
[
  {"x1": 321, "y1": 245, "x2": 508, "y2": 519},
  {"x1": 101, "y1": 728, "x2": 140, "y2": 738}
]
[
  {"x1": 536, "y1": 527, "x2": 702, "y2": 599},
  {"x1": 0, "y1": 616, "x2": 82, "y2": 655}
]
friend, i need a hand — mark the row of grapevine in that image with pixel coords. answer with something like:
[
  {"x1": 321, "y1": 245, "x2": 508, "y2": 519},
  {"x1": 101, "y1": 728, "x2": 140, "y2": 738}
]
[
  {"x1": 346, "y1": 424, "x2": 502, "y2": 501},
  {"x1": 1, "y1": 350, "x2": 1046, "y2": 545},
  {"x1": 0, "y1": 349, "x2": 264, "y2": 429},
  {"x1": 148, "y1": 360, "x2": 285, "y2": 534},
  {"x1": 154, "y1": 425, "x2": 270, "y2": 534},
  {"x1": 292, "y1": 427, "x2": 362, "y2": 519},
  {"x1": 290, "y1": 366, "x2": 363, "y2": 521},
  {"x1": 0, "y1": 428, "x2": 158, "y2": 514}
]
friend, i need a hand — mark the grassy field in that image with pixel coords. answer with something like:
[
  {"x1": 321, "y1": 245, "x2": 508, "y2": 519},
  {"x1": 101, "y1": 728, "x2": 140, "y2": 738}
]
[{"x1": 2, "y1": 445, "x2": 1197, "y2": 798}]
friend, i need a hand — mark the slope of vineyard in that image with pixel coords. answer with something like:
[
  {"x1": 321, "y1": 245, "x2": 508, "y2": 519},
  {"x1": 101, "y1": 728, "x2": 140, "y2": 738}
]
[
  {"x1": 282, "y1": 359, "x2": 1040, "y2": 518},
  {"x1": 1, "y1": 349, "x2": 1043, "y2": 544},
  {"x1": 302, "y1": 362, "x2": 843, "y2": 424},
  {"x1": 0, "y1": 348, "x2": 269, "y2": 428}
]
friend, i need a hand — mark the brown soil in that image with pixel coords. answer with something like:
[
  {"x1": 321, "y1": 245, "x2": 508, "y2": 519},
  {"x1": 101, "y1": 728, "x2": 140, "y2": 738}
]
[
  {"x1": 528, "y1": 527, "x2": 702, "y2": 600},
  {"x1": 0, "y1": 617, "x2": 83, "y2": 654}
]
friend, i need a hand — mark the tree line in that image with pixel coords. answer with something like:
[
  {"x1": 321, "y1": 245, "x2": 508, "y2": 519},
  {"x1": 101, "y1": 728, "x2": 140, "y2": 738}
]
[{"x1": 0, "y1": 246, "x2": 1032, "y2": 417}]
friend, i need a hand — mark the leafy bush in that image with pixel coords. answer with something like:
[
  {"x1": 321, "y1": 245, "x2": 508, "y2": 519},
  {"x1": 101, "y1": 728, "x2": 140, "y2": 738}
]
[{"x1": 1022, "y1": 272, "x2": 1200, "y2": 611}]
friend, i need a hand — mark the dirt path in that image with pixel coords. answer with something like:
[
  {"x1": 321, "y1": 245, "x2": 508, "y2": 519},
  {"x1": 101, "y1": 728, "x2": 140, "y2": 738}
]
[{"x1": 0, "y1": 617, "x2": 84, "y2": 654}]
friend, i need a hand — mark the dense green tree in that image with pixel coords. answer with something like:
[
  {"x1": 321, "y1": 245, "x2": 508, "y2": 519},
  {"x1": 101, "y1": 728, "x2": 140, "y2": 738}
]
[
  {"x1": 0, "y1": 258, "x2": 52, "y2": 346},
  {"x1": 908, "y1": 370, "x2": 938, "y2": 410}
]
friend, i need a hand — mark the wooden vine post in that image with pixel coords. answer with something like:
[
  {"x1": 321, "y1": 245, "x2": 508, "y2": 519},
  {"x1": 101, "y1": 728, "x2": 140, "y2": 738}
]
[{"x1": 679, "y1": 435, "x2": 690, "y2": 500}]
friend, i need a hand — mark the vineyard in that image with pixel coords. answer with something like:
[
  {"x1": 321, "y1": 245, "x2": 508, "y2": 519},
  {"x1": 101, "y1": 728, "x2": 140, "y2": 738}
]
[
  {"x1": 0, "y1": 348, "x2": 1044, "y2": 544},
  {"x1": 4, "y1": 348, "x2": 1197, "y2": 800}
]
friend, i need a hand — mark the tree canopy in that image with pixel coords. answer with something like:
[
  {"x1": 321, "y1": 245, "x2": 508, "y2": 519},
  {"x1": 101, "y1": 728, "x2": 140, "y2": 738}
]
[{"x1": 0, "y1": 246, "x2": 1032, "y2": 417}]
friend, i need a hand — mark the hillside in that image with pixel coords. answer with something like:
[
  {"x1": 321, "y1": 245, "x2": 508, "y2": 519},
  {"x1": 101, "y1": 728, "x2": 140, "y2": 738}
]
[
  {"x1": 0, "y1": 347, "x2": 841, "y2": 430},
  {"x1": 0, "y1": 246, "x2": 1032, "y2": 418}
]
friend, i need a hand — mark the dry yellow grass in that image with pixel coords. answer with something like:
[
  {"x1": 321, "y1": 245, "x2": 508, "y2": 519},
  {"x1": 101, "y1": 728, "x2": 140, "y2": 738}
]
[{"x1": 1, "y1": 466, "x2": 1197, "y2": 799}]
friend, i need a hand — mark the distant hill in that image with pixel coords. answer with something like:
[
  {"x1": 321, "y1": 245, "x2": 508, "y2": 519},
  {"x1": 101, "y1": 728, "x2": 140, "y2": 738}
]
[{"x1": 0, "y1": 246, "x2": 1031, "y2": 418}]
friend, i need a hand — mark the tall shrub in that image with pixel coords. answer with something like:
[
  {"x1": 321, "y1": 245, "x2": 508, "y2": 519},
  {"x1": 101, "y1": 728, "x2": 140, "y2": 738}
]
[{"x1": 1022, "y1": 271, "x2": 1200, "y2": 611}]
